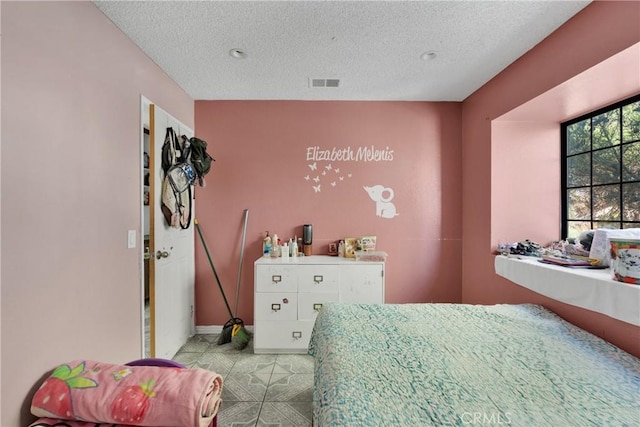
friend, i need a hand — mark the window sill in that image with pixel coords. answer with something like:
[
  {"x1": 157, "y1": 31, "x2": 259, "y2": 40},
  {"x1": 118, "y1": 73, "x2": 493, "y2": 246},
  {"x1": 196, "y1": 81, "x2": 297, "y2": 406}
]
[{"x1": 494, "y1": 255, "x2": 639, "y2": 326}]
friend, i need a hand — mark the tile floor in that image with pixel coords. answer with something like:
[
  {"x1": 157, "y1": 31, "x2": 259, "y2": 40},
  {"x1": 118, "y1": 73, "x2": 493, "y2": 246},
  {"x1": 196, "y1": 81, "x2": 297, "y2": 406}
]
[{"x1": 172, "y1": 334, "x2": 314, "y2": 427}]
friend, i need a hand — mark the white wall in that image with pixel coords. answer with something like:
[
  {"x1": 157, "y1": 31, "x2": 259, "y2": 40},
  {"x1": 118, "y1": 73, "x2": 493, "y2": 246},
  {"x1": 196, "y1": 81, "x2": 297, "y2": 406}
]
[{"x1": 1, "y1": 2, "x2": 193, "y2": 425}]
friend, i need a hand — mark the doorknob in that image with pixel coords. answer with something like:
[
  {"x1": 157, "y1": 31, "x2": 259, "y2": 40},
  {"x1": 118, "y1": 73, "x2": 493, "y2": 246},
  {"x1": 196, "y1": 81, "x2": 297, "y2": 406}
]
[
  {"x1": 156, "y1": 250, "x2": 169, "y2": 259},
  {"x1": 144, "y1": 247, "x2": 151, "y2": 260}
]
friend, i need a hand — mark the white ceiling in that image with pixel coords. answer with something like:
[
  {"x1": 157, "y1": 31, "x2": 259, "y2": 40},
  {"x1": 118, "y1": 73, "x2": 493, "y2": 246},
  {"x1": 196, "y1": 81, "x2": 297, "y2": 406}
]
[{"x1": 93, "y1": 0, "x2": 591, "y2": 102}]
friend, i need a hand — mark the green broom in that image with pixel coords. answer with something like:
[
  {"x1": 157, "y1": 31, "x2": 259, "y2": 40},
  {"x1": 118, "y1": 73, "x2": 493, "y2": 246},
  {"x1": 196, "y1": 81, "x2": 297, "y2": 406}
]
[{"x1": 194, "y1": 218, "x2": 245, "y2": 346}]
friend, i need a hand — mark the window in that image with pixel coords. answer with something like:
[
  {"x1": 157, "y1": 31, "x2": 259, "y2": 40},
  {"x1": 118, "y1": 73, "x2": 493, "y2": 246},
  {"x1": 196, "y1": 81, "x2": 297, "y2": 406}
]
[{"x1": 561, "y1": 94, "x2": 640, "y2": 238}]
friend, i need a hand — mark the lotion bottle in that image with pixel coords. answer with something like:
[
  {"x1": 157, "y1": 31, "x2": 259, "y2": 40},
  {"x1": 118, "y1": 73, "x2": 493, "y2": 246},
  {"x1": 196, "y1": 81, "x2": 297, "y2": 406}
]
[
  {"x1": 288, "y1": 238, "x2": 294, "y2": 257},
  {"x1": 263, "y1": 232, "x2": 271, "y2": 257},
  {"x1": 272, "y1": 234, "x2": 279, "y2": 257}
]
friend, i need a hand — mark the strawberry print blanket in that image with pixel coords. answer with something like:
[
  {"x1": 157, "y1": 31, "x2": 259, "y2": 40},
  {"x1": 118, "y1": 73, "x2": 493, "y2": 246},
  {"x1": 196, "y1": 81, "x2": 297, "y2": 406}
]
[
  {"x1": 30, "y1": 418, "x2": 148, "y2": 427},
  {"x1": 30, "y1": 360, "x2": 222, "y2": 427}
]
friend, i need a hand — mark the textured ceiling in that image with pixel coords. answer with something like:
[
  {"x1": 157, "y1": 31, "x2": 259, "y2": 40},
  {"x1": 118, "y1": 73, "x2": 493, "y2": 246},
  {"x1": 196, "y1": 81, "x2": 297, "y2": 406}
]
[{"x1": 93, "y1": 1, "x2": 591, "y2": 101}]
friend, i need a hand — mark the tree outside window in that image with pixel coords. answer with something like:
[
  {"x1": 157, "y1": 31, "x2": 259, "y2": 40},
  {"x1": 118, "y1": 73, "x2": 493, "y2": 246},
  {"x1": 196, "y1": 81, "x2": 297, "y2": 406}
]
[{"x1": 562, "y1": 94, "x2": 640, "y2": 238}]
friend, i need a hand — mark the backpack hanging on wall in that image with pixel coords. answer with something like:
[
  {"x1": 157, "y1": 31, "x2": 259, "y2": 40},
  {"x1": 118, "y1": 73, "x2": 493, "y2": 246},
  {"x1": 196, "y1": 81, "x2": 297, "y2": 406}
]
[
  {"x1": 186, "y1": 136, "x2": 214, "y2": 187},
  {"x1": 160, "y1": 127, "x2": 193, "y2": 229},
  {"x1": 161, "y1": 127, "x2": 183, "y2": 173}
]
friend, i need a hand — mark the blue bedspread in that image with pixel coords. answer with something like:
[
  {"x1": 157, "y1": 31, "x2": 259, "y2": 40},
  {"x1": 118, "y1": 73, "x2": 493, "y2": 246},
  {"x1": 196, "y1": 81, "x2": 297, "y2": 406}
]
[{"x1": 308, "y1": 303, "x2": 640, "y2": 426}]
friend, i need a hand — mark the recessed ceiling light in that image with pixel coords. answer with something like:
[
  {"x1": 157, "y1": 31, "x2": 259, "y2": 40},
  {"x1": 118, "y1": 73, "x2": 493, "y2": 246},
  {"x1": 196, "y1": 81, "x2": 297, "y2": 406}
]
[
  {"x1": 229, "y1": 48, "x2": 247, "y2": 59},
  {"x1": 421, "y1": 51, "x2": 437, "y2": 60}
]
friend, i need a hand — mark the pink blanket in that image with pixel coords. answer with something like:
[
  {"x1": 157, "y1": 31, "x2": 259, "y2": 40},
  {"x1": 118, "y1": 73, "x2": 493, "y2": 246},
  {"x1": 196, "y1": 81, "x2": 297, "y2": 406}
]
[
  {"x1": 30, "y1": 418, "x2": 148, "y2": 427},
  {"x1": 30, "y1": 360, "x2": 222, "y2": 427}
]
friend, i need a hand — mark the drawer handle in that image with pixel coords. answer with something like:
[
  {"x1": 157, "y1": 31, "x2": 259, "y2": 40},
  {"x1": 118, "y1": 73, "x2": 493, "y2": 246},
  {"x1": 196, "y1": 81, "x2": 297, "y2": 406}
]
[
  {"x1": 271, "y1": 304, "x2": 281, "y2": 312},
  {"x1": 313, "y1": 275, "x2": 324, "y2": 284},
  {"x1": 283, "y1": 298, "x2": 289, "y2": 304},
  {"x1": 313, "y1": 303, "x2": 323, "y2": 311},
  {"x1": 292, "y1": 331, "x2": 302, "y2": 339},
  {"x1": 272, "y1": 275, "x2": 282, "y2": 284}
]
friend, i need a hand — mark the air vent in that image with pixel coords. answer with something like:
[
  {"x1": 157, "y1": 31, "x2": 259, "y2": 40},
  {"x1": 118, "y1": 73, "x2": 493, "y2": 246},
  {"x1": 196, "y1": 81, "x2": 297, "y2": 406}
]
[{"x1": 309, "y1": 78, "x2": 340, "y2": 88}]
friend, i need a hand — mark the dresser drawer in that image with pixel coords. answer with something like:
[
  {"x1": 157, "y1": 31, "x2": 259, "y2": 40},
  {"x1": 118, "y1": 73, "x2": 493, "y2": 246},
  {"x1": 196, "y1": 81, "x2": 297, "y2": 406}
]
[
  {"x1": 255, "y1": 292, "x2": 297, "y2": 321},
  {"x1": 298, "y1": 292, "x2": 339, "y2": 321},
  {"x1": 339, "y1": 264, "x2": 384, "y2": 303},
  {"x1": 255, "y1": 265, "x2": 297, "y2": 293},
  {"x1": 297, "y1": 265, "x2": 339, "y2": 293},
  {"x1": 254, "y1": 320, "x2": 315, "y2": 353}
]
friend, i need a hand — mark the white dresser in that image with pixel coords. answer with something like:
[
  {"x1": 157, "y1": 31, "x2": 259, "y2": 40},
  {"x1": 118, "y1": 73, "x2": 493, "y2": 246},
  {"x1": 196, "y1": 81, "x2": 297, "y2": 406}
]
[{"x1": 253, "y1": 255, "x2": 385, "y2": 354}]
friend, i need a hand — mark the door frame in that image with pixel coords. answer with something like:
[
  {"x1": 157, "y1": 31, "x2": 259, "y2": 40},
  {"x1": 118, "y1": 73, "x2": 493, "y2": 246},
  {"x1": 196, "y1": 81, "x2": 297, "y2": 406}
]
[{"x1": 140, "y1": 96, "x2": 152, "y2": 357}]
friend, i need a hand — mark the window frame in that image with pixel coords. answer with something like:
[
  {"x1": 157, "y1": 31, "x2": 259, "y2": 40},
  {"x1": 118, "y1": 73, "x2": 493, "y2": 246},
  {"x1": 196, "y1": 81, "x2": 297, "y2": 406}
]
[{"x1": 561, "y1": 93, "x2": 640, "y2": 239}]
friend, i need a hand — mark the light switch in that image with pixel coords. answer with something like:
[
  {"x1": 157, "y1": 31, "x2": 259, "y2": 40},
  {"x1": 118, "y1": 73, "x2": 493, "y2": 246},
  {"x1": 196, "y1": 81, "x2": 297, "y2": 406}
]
[{"x1": 127, "y1": 230, "x2": 136, "y2": 248}]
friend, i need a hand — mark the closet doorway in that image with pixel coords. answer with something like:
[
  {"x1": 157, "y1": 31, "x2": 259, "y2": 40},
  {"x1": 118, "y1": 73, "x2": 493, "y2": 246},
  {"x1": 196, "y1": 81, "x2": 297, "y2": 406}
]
[{"x1": 140, "y1": 96, "x2": 195, "y2": 359}]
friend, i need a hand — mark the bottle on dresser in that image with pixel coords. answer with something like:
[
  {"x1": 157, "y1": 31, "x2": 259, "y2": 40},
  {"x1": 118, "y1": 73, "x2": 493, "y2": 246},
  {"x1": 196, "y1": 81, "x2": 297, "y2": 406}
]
[
  {"x1": 288, "y1": 238, "x2": 295, "y2": 257},
  {"x1": 271, "y1": 234, "x2": 280, "y2": 257},
  {"x1": 263, "y1": 232, "x2": 272, "y2": 258}
]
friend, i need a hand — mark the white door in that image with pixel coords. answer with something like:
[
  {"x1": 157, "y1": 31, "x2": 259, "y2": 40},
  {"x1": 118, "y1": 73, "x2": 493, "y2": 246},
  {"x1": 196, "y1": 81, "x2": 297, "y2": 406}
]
[{"x1": 148, "y1": 101, "x2": 195, "y2": 359}]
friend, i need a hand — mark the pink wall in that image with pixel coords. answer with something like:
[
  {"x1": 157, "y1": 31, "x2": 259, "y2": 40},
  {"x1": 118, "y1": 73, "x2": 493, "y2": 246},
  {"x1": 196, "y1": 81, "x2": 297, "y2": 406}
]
[
  {"x1": 491, "y1": 120, "x2": 561, "y2": 247},
  {"x1": 2, "y1": 2, "x2": 638, "y2": 425},
  {"x1": 193, "y1": 101, "x2": 462, "y2": 326},
  {"x1": 462, "y1": 1, "x2": 640, "y2": 356},
  {"x1": 1, "y1": 2, "x2": 193, "y2": 425}
]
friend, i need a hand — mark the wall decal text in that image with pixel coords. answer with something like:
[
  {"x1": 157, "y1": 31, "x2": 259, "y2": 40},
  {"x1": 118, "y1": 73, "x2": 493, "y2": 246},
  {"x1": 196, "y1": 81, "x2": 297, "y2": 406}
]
[
  {"x1": 306, "y1": 145, "x2": 394, "y2": 162},
  {"x1": 303, "y1": 145, "x2": 394, "y2": 196}
]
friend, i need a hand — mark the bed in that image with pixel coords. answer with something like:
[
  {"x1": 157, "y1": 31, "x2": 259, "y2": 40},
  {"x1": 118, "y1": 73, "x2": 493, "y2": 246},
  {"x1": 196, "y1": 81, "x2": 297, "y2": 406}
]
[{"x1": 308, "y1": 303, "x2": 640, "y2": 426}]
